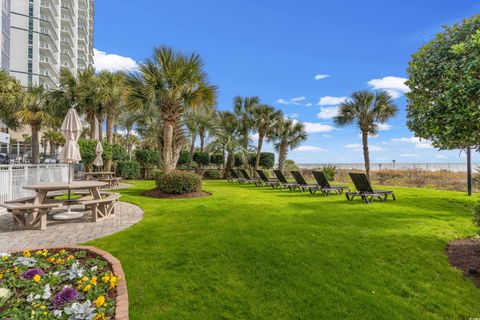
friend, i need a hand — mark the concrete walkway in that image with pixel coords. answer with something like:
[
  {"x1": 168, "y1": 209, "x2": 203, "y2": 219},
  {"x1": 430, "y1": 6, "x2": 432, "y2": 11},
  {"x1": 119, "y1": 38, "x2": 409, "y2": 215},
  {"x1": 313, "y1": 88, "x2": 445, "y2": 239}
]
[{"x1": 0, "y1": 202, "x2": 143, "y2": 252}]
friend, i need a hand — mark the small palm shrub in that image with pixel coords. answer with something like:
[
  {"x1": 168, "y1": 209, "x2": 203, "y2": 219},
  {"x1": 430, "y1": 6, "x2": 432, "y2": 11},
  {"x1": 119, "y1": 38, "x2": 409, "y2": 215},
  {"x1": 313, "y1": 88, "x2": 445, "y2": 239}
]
[
  {"x1": 156, "y1": 172, "x2": 202, "y2": 194},
  {"x1": 322, "y1": 165, "x2": 337, "y2": 181},
  {"x1": 116, "y1": 161, "x2": 141, "y2": 179},
  {"x1": 473, "y1": 202, "x2": 480, "y2": 233},
  {"x1": 203, "y1": 170, "x2": 222, "y2": 180}
]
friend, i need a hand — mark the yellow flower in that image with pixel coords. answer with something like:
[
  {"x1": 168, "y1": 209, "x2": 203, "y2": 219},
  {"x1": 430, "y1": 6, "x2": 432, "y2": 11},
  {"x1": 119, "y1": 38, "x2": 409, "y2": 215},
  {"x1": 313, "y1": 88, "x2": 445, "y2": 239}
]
[
  {"x1": 59, "y1": 249, "x2": 66, "y2": 255},
  {"x1": 94, "y1": 295, "x2": 106, "y2": 308},
  {"x1": 90, "y1": 276, "x2": 97, "y2": 286},
  {"x1": 67, "y1": 255, "x2": 74, "y2": 261},
  {"x1": 40, "y1": 305, "x2": 46, "y2": 310},
  {"x1": 94, "y1": 313, "x2": 107, "y2": 320},
  {"x1": 33, "y1": 274, "x2": 41, "y2": 283},
  {"x1": 102, "y1": 275, "x2": 110, "y2": 283},
  {"x1": 0, "y1": 273, "x2": 3, "y2": 280},
  {"x1": 1, "y1": 255, "x2": 8, "y2": 261},
  {"x1": 43, "y1": 311, "x2": 48, "y2": 316},
  {"x1": 35, "y1": 250, "x2": 43, "y2": 256},
  {"x1": 83, "y1": 284, "x2": 92, "y2": 292},
  {"x1": 47, "y1": 257, "x2": 55, "y2": 263},
  {"x1": 23, "y1": 249, "x2": 31, "y2": 257},
  {"x1": 81, "y1": 276, "x2": 88, "y2": 282},
  {"x1": 56, "y1": 258, "x2": 63, "y2": 264}
]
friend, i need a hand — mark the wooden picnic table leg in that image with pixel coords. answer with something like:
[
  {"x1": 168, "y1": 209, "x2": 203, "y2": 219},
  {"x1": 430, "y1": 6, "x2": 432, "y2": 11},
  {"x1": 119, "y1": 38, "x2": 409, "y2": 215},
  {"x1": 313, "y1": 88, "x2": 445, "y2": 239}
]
[
  {"x1": 26, "y1": 190, "x2": 48, "y2": 227},
  {"x1": 89, "y1": 186, "x2": 107, "y2": 217}
]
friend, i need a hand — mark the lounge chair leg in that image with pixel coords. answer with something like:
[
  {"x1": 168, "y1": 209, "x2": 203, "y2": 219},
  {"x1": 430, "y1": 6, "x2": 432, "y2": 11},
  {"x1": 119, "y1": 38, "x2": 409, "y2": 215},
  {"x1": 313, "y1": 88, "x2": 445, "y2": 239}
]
[{"x1": 392, "y1": 193, "x2": 396, "y2": 201}]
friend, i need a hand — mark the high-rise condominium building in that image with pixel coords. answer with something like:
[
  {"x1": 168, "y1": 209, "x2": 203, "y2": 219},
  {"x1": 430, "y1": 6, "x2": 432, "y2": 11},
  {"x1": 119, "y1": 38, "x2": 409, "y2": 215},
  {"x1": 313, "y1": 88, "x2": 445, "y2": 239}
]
[
  {"x1": 0, "y1": 0, "x2": 11, "y2": 71},
  {"x1": 8, "y1": 0, "x2": 94, "y2": 89}
]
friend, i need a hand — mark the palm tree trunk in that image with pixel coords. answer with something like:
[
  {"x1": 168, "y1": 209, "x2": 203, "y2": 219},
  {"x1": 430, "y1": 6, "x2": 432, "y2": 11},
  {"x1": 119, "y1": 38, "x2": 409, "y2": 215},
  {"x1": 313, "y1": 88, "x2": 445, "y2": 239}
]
[
  {"x1": 199, "y1": 128, "x2": 205, "y2": 152},
  {"x1": 225, "y1": 151, "x2": 234, "y2": 178},
  {"x1": 98, "y1": 117, "x2": 103, "y2": 141},
  {"x1": 255, "y1": 133, "x2": 264, "y2": 171},
  {"x1": 31, "y1": 126, "x2": 40, "y2": 164},
  {"x1": 188, "y1": 133, "x2": 196, "y2": 168},
  {"x1": 125, "y1": 128, "x2": 131, "y2": 159},
  {"x1": 49, "y1": 141, "x2": 55, "y2": 156},
  {"x1": 106, "y1": 112, "x2": 114, "y2": 144},
  {"x1": 89, "y1": 114, "x2": 96, "y2": 140},
  {"x1": 278, "y1": 144, "x2": 287, "y2": 172},
  {"x1": 362, "y1": 131, "x2": 371, "y2": 177},
  {"x1": 242, "y1": 130, "x2": 249, "y2": 168},
  {"x1": 163, "y1": 119, "x2": 175, "y2": 173}
]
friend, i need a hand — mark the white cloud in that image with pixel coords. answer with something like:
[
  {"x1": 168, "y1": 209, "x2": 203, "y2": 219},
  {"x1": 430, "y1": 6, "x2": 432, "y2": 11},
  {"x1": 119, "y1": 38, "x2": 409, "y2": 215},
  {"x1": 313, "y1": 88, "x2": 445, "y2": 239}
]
[
  {"x1": 317, "y1": 96, "x2": 347, "y2": 106},
  {"x1": 400, "y1": 153, "x2": 419, "y2": 158},
  {"x1": 94, "y1": 48, "x2": 139, "y2": 72},
  {"x1": 295, "y1": 146, "x2": 325, "y2": 152},
  {"x1": 322, "y1": 134, "x2": 332, "y2": 138},
  {"x1": 288, "y1": 113, "x2": 299, "y2": 118},
  {"x1": 317, "y1": 106, "x2": 340, "y2": 119},
  {"x1": 314, "y1": 74, "x2": 330, "y2": 80},
  {"x1": 367, "y1": 76, "x2": 410, "y2": 99},
  {"x1": 290, "y1": 96, "x2": 306, "y2": 103},
  {"x1": 303, "y1": 122, "x2": 334, "y2": 133},
  {"x1": 250, "y1": 133, "x2": 259, "y2": 140},
  {"x1": 376, "y1": 123, "x2": 393, "y2": 131},
  {"x1": 344, "y1": 143, "x2": 382, "y2": 152},
  {"x1": 305, "y1": 103, "x2": 313, "y2": 107},
  {"x1": 390, "y1": 137, "x2": 433, "y2": 149},
  {"x1": 277, "y1": 98, "x2": 290, "y2": 105}
]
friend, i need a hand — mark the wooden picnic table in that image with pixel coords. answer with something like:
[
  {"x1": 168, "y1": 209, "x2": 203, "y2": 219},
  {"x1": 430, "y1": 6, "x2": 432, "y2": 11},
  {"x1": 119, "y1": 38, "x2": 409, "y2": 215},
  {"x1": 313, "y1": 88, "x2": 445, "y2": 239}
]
[
  {"x1": 81, "y1": 172, "x2": 121, "y2": 188},
  {"x1": 83, "y1": 171, "x2": 115, "y2": 179}
]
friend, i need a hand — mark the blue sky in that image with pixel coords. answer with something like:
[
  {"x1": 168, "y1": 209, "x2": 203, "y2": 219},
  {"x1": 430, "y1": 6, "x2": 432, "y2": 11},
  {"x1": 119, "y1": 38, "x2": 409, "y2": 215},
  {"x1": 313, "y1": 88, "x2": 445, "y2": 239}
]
[{"x1": 93, "y1": 0, "x2": 480, "y2": 164}]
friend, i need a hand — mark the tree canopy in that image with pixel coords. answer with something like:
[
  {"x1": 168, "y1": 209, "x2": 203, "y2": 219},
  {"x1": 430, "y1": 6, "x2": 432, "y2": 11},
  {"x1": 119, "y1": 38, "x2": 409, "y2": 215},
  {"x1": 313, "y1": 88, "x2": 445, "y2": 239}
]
[{"x1": 406, "y1": 14, "x2": 480, "y2": 149}]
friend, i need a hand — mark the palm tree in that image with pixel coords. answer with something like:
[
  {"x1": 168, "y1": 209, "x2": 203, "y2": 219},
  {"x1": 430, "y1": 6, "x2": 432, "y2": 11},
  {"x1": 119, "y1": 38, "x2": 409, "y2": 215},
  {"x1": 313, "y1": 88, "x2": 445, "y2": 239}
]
[
  {"x1": 333, "y1": 90, "x2": 397, "y2": 177},
  {"x1": 269, "y1": 118, "x2": 307, "y2": 172},
  {"x1": 210, "y1": 111, "x2": 242, "y2": 177},
  {"x1": 126, "y1": 46, "x2": 217, "y2": 173},
  {"x1": 0, "y1": 70, "x2": 24, "y2": 129},
  {"x1": 252, "y1": 105, "x2": 283, "y2": 170},
  {"x1": 117, "y1": 110, "x2": 142, "y2": 157},
  {"x1": 16, "y1": 86, "x2": 55, "y2": 164},
  {"x1": 97, "y1": 71, "x2": 125, "y2": 145},
  {"x1": 184, "y1": 108, "x2": 219, "y2": 167},
  {"x1": 234, "y1": 96, "x2": 260, "y2": 168}
]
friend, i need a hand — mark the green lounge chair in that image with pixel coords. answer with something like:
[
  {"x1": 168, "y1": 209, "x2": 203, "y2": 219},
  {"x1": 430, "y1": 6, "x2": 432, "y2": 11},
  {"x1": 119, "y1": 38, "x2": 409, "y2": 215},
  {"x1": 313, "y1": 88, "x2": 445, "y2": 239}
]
[
  {"x1": 273, "y1": 170, "x2": 299, "y2": 189},
  {"x1": 256, "y1": 170, "x2": 280, "y2": 188},
  {"x1": 346, "y1": 172, "x2": 396, "y2": 203},
  {"x1": 290, "y1": 171, "x2": 319, "y2": 193},
  {"x1": 240, "y1": 169, "x2": 262, "y2": 184},
  {"x1": 312, "y1": 171, "x2": 350, "y2": 196}
]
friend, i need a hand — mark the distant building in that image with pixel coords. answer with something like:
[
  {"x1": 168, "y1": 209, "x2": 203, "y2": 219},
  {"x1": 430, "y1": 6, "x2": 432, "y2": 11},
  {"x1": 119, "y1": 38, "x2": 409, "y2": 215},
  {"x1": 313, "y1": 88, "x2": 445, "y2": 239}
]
[
  {"x1": 9, "y1": 0, "x2": 94, "y2": 89},
  {"x1": 0, "y1": 0, "x2": 11, "y2": 71}
]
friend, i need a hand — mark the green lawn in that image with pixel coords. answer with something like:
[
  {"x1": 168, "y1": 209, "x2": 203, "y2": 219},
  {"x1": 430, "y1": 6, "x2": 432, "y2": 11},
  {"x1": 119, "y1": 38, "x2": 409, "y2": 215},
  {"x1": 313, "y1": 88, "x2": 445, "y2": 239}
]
[{"x1": 88, "y1": 180, "x2": 480, "y2": 319}]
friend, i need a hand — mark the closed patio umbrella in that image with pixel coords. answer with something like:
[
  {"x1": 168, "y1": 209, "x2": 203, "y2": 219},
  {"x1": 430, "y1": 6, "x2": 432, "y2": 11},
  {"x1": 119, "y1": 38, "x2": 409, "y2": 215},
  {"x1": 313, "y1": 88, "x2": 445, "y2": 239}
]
[
  {"x1": 56, "y1": 107, "x2": 83, "y2": 219},
  {"x1": 93, "y1": 141, "x2": 103, "y2": 169}
]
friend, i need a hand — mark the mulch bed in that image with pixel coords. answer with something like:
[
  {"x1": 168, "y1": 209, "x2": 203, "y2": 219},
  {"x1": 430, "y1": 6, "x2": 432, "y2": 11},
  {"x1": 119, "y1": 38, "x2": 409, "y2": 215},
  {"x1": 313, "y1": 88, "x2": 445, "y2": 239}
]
[
  {"x1": 142, "y1": 189, "x2": 211, "y2": 199},
  {"x1": 446, "y1": 238, "x2": 480, "y2": 287}
]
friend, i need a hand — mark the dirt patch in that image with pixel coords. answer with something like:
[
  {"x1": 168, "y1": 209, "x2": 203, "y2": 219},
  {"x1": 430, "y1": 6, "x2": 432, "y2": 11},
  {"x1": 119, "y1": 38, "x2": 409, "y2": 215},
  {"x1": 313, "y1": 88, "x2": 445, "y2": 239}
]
[
  {"x1": 142, "y1": 189, "x2": 211, "y2": 199},
  {"x1": 446, "y1": 238, "x2": 480, "y2": 287}
]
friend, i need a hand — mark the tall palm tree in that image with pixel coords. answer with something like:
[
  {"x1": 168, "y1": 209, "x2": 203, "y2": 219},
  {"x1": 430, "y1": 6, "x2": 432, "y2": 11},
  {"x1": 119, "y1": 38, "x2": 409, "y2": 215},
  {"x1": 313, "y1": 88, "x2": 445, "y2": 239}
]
[
  {"x1": 252, "y1": 105, "x2": 283, "y2": 170},
  {"x1": 97, "y1": 71, "x2": 125, "y2": 145},
  {"x1": 210, "y1": 111, "x2": 242, "y2": 177},
  {"x1": 0, "y1": 70, "x2": 24, "y2": 129},
  {"x1": 184, "y1": 108, "x2": 219, "y2": 167},
  {"x1": 234, "y1": 96, "x2": 259, "y2": 168},
  {"x1": 333, "y1": 90, "x2": 397, "y2": 176},
  {"x1": 269, "y1": 118, "x2": 307, "y2": 172},
  {"x1": 117, "y1": 110, "x2": 142, "y2": 157},
  {"x1": 16, "y1": 86, "x2": 55, "y2": 164},
  {"x1": 126, "y1": 46, "x2": 217, "y2": 173}
]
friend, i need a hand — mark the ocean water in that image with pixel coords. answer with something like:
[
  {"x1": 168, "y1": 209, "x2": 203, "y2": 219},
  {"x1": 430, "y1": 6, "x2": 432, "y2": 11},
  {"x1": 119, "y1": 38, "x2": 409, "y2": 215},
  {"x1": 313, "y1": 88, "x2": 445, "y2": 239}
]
[{"x1": 298, "y1": 163, "x2": 478, "y2": 172}]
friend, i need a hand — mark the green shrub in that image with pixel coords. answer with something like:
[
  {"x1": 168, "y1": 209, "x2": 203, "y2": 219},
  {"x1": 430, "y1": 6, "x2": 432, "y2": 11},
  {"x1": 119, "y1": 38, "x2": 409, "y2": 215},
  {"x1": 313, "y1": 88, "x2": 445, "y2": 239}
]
[
  {"x1": 152, "y1": 169, "x2": 164, "y2": 181},
  {"x1": 473, "y1": 202, "x2": 480, "y2": 233},
  {"x1": 78, "y1": 140, "x2": 97, "y2": 167},
  {"x1": 322, "y1": 165, "x2": 337, "y2": 181},
  {"x1": 156, "y1": 172, "x2": 202, "y2": 194},
  {"x1": 203, "y1": 170, "x2": 222, "y2": 179},
  {"x1": 234, "y1": 154, "x2": 243, "y2": 167},
  {"x1": 248, "y1": 152, "x2": 275, "y2": 169},
  {"x1": 210, "y1": 153, "x2": 224, "y2": 166},
  {"x1": 112, "y1": 144, "x2": 127, "y2": 161},
  {"x1": 193, "y1": 152, "x2": 210, "y2": 167},
  {"x1": 116, "y1": 161, "x2": 141, "y2": 179},
  {"x1": 177, "y1": 150, "x2": 190, "y2": 166},
  {"x1": 135, "y1": 149, "x2": 160, "y2": 178},
  {"x1": 101, "y1": 142, "x2": 113, "y2": 161}
]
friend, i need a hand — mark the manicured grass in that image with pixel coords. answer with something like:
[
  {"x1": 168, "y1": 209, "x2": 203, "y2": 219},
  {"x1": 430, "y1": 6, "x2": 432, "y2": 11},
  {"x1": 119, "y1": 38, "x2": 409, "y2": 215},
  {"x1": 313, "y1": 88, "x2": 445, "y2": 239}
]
[{"x1": 88, "y1": 180, "x2": 480, "y2": 319}]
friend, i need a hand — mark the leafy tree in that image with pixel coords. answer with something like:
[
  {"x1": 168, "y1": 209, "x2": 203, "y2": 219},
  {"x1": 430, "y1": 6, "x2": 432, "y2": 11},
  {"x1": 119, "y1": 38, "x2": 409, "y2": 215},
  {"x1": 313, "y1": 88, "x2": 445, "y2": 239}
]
[
  {"x1": 0, "y1": 70, "x2": 24, "y2": 129},
  {"x1": 78, "y1": 140, "x2": 97, "y2": 168},
  {"x1": 210, "y1": 153, "x2": 224, "y2": 167},
  {"x1": 269, "y1": 118, "x2": 307, "y2": 172},
  {"x1": 111, "y1": 144, "x2": 127, "y2": 162},
  {"x1": 251, "y1": 105, "x2": 282, "y2": 170},
  {"x1": 406, "y1": 14, "x2": 480, "y2": 150},
  {"x1": 177, "y1": 150, "x2": 190, "y2": 166},
  {"x1": 126, "y1": 46, "x2": 217, "y2": 173},
  {"x1": 193, "y1": 151, "x2": 210, "y2": 167},
  {"x1": 334, "y1": 90, "x2": 397, "y2": 176},
  {"x1": 234, "y1": 96, "x2": 260, "y2": 167},
  {"x1": 248, "y1": 152, "x2": 275, "y2": 169},
  {"x1": 184, "y1": 108, "x2": 218, "y2": 168}
]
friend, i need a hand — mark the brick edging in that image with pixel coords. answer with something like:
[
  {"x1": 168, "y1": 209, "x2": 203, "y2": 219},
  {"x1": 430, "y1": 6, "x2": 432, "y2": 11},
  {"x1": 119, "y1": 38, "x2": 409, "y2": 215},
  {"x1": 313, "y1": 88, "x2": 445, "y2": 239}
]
[{"x1": 9, "y1": 245, "x2": 129, "y2": 320}]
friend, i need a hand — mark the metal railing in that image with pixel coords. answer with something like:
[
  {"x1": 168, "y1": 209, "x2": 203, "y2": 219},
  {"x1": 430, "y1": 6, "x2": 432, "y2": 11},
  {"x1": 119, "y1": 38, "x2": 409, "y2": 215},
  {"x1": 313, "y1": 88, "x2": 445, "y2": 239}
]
[
  {"x1": 0, "y1": 164, "x2": 70, "y2": 213},
  {"x1": 298, "y1": 162, "x2": 476, "y2": 172}
]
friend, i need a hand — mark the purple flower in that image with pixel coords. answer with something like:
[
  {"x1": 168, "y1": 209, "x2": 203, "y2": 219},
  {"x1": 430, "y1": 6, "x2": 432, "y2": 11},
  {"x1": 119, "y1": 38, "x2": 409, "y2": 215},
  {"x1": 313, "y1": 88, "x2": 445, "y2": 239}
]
[
  {"x1": 53, "y1": 287, "x2": 79, "y2": 307},
  {"x1": 21, "y1": 268, "x2": 45, "y2": 279}
]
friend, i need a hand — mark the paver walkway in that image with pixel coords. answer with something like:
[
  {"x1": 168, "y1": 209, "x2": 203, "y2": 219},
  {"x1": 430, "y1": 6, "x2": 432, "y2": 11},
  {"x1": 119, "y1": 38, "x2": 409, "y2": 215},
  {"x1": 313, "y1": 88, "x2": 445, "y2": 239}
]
[{"x1": 0, "y1": 202, "x2": 143, "y2": 252}]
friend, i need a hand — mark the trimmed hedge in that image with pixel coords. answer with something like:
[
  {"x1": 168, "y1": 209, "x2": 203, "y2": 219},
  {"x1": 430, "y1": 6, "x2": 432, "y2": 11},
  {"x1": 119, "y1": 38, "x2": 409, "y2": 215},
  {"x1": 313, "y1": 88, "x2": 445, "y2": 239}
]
[
  {"x1": 112, "y1": 144, "x2": 127, "y2": 161},
  {"x1": 248, "y1": 152, "x2": 275, "y2": 169},
  {"x1": 78, "y1": 140, "x2": 97, "y2": 167},
  {"x1": 193, "y1": 151, "x2": 210, "y2": 167},
  {"x1": 210, "y1": 153, "x2": 224, "y2": 166},
  {"x1": 116, "y1": 161, "x2": 141, "y2": 179},
  {"x1": 156, "y1": 172, "x2": 202, "y2": 194},
  {"x1": 203, "y1": 170, "x2": 222, "y2": 180},
  {"x1": 177, "y1": 150, "x2": 190, "y2": 166}
]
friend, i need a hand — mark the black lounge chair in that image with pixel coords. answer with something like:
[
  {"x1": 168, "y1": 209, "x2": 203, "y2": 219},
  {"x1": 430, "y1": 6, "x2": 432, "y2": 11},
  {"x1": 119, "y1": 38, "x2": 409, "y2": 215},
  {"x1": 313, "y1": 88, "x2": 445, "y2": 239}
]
[
  {"x1": 240, "y1": 169, "x2": 262, "y2": 184},
  {"x1": 290, "y1": 171, "x2": 319, "y2": 193},
  {"x1": 311, "y1": 171, "x2": 350, "y2": 196},
  {"x1": 228, "y1": 169, "x2": 246, "y2": 184},
  {"x1": 256, "y1": 170, "x2": 280, "y2": 188},
  {"x1": 346, "y1": 172, "x2": 396, "y2": 204},
  {"x1": 273, "y1": 170, "x2": 299, "y2": 189}
]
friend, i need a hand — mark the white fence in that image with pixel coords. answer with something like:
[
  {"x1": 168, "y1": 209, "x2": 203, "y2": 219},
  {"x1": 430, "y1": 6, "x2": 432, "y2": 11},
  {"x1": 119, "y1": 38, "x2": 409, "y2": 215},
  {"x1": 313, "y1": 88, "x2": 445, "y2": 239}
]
[
  {"x1": 298, "y1": 163, "x2": 475, "y2": 172},
  {"x1": 0, "y1": 164, "x2": 70, "y2": 213}
]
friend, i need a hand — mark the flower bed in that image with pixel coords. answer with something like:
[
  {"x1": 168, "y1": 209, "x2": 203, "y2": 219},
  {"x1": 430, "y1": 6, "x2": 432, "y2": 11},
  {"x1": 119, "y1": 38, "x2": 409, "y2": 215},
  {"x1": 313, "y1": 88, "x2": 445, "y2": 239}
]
[{"x1": 0, "y1": 246, "x2": 127, "y2": 320}]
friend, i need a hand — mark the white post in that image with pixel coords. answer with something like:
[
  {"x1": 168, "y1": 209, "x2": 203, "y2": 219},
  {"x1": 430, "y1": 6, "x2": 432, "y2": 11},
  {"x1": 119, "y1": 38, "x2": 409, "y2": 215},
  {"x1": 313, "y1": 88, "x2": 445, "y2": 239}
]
[{"x1": 8, "y1": 165, "x2": 12, "y2": 201}]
